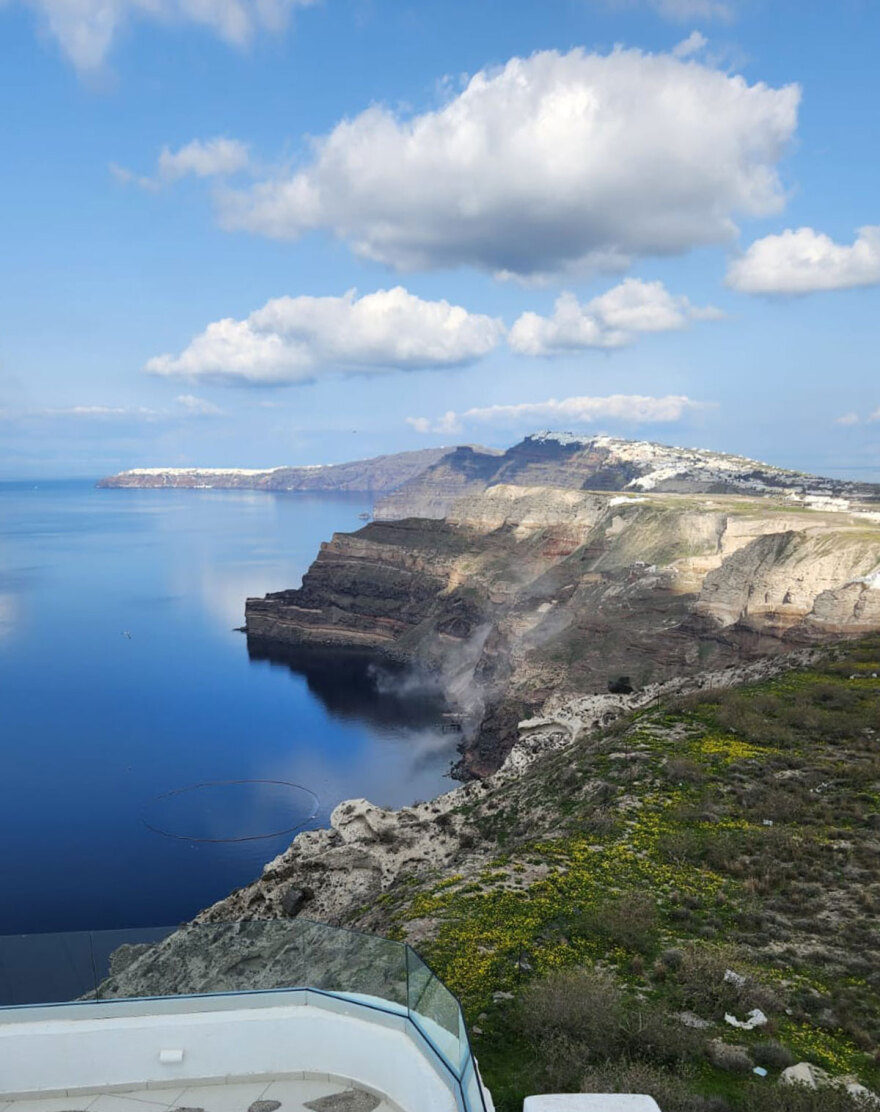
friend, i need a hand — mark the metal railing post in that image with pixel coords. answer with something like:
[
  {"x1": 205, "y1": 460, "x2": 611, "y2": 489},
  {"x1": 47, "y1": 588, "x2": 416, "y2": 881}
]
[{"x1": 405, "y1": 942, "x2": 411, "y2": 1029}]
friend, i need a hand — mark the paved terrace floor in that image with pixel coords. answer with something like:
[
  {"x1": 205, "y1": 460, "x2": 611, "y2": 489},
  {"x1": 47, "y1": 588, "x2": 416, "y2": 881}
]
[{"x1": 0, "y1": 1079, "x2": 395, "y2": 1112}]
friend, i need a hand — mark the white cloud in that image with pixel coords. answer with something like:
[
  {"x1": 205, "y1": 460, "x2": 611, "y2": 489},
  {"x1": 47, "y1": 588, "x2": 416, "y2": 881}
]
[
  {"x1": 2, "y1": 400, "x2": 229, "y2": 424},
  {"x1": 408, "y1": 393, "x2": 711, "y2": 432},
  {"x1": 672, "y1": 30, "x2": 708, "y2": 57},
  {"x1": 159, "y1": 138, "x2": 250, "y2": 181},
  {"x1": 508, "y1": 279, "x2": 722, "y2": 355},
  {"x1": 835, "y1": 413, "x2": 861, "y2": 426},
  {"x1": 112, "y1": 137, "x2": 249, "y2": 190},
  {"x1": 727, "y1": 225, "x2": 880, "y2": 294},
  {"x1": 869, "y1": 409, "x2": 880, "y2": 424},
  {"x1": 220, "y1": 47, "x2": 799, "y2": 279},
  {"x1": 58, "y1": 405, "x2": 159, "y2": 418},
  {"x1": 146, "y1": 287, "x2": 504, "y2": 385},
  {"x1": 15, "y1": 0, "x2": 316, "y2": 71},
  {"x1": 176, "y1": 394, "x2": 223, "y2": 415},
  {"x1": 406, "y1": 411, "x2": 463, "y2": 435}
]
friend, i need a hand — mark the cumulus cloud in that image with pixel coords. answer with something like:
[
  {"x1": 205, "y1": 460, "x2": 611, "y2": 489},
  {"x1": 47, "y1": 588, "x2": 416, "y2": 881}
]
[
  {"x1": 408, "y1": 393, "x2": 711, "y2": 432},
  {"x1": 727, "y1": 225, "x2": 880, "y2": 294},
  {"x1": 220, "y1": 47, "x2": 799, "y2": 279},
  {"x1": 509, "y1": 279, "x2": 722, "y2": 355},
  {"x1": 112, "y1": 137, "x2": 250, "y2": 190},
  {"x1": 14, "y1": 0, "x2": 316, "y2": 71},
  {"x1": 146, "y1": 287, "x2": 504, "y2": 385}
]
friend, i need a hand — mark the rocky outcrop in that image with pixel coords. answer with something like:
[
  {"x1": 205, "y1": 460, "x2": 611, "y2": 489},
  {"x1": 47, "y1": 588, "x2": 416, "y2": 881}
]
[
  {"x1": 247, "y1": 481, "x2": 880, "y2": 776},
  {"x1": 178, "y1": 653, "x2": 815, "y2": 932},
  {"x1": 695, "y1": 529, "x2": 880, "y2": 637},
  {"x1": 97, "y1": 446, "x2": 462, "y2": 493},
  {"x1": 374, "y1": 432, "x2": 880, "y2": 521}
]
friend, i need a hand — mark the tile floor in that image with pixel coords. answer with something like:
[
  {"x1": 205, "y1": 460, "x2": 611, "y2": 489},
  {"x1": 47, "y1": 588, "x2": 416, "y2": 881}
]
[{"x1": 1, "y1": 1079, "x2": 394, "y2": 1112}]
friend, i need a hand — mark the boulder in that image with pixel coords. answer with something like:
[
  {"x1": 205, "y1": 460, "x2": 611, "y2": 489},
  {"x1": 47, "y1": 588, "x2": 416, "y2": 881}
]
[
  {"x1": 781, "y1": 1062, "x2": 830, "y2": 1088},
  {"x1": 279, "y1": 884, "x2": 313, "y2": 917}
]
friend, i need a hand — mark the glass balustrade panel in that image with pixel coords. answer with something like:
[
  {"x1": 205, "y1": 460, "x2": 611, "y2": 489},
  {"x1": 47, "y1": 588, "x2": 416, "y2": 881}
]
[{"x1": 406, "y1": 945, "x2": 462, "y2": 1071}]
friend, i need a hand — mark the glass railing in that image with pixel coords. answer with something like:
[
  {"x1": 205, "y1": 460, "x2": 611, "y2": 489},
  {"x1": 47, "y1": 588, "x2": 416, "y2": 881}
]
[{"x1": 0, "y1": 919, "x2": 488, "y2": 1112}]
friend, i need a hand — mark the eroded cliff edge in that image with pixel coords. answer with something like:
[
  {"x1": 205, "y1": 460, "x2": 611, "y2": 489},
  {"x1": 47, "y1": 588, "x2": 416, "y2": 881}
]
[{"x1": 246, "y1": 479, "x2": 880, "y2": 775}]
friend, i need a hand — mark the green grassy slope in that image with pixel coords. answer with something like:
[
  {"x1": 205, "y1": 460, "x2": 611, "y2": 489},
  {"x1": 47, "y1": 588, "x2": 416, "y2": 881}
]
[{"x1": 372, "y1": 636, "x2": 880, "y2": 1111}]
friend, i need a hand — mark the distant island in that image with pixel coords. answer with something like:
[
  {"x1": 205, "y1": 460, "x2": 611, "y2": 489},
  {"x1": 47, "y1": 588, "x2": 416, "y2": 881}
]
[{"x1": 97, "y1": 446, "x2": 492, "y2": 494}]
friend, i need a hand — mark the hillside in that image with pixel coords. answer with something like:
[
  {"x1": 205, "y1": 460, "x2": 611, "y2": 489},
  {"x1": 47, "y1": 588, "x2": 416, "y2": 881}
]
[
  {"x1": 374, "y1": 433, "x2": 880, "y2": 521},
  {"x1": 102, "y1": 639, "x2": 880, "y2": 1112}
]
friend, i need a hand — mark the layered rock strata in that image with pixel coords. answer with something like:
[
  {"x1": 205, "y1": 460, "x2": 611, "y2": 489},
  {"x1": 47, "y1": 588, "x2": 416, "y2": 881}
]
[{"x1": 247, "y1": 482, "x2": 880, "y2": 776}]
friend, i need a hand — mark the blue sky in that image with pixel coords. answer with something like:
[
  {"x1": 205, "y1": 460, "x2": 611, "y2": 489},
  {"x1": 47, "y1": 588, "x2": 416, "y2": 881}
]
[{"x1": 0, "y1": 0, "x2": 878, "y2": 478}]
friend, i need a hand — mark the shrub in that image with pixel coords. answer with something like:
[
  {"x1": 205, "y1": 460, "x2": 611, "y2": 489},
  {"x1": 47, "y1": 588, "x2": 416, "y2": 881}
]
[
  {"x1": 620, "y1": 1004, "x2": 701, "y2": 1067},
  {"x1": 571, "y1": 891, "x2": 661, "y2": 955},
  {"x1": 581, "y1": 1061, "x2": 730, "y2": 1112},
  {"x1": 518, "y1": 967, "x2": 624, "y2": 1058},
  {"x1": 751, "y1": 1039, "x2": 797, "y2": 1071},
  {"x1": 666, "y1": 944, "x2": 783, "y2": 1020},
  {"x1": 733, "y1": 1082, "x2": 877, "y2": 1111},
  {"x1": 706, "y1": 1037, "x2": 754, "y2": 1074},
  {"x1": 516, "y1": 966, "x2": 700, "y2": 1090},
  {"x1": 666, "y1": 757, "x2": 707, "y2": 785}
]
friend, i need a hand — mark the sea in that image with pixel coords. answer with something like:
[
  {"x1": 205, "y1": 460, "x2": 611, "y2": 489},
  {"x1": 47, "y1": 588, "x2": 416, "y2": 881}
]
[{"x1": 0, "y1": 481, "x2": 460, "y2": 936}]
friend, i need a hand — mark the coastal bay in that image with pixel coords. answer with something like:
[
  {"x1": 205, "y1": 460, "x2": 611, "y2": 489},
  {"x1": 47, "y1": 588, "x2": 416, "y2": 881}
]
[{"x1": 0, "y1": 481, "x2": 459, "y2": 935}]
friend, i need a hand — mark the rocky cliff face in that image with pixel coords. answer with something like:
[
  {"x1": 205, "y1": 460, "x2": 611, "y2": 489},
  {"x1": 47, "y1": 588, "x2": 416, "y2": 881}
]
[
  {"x1": 97, "y1": 446, "x2": 461, "y2": 492},
  {"x1": 374, "y1": 433, "x2": 880, "y2": 520},
  {"x1": 247, "y1": 480, "x2": 880, "y2": 776}
]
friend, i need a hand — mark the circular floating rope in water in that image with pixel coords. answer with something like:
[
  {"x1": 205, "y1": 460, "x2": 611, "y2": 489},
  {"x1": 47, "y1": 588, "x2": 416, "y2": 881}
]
[{"x1": 142, "y1": 779, "x2": 319, "y2": 843}]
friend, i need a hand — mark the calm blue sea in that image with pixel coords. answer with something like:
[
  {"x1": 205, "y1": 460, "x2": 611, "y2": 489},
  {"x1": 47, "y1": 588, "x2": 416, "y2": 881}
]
[{"x1": 0, "y1": 482, "x2": 458, "y2": 935}]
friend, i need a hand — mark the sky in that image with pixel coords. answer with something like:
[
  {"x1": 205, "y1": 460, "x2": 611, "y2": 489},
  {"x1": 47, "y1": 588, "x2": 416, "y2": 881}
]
[{"x1": 0, "y1": 0, "x2": 878, "y2": 479}]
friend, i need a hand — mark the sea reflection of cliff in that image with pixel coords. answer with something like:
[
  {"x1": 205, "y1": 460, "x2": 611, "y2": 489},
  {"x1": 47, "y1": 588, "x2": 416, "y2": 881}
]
[{"x1": 246, "y1": 637, "x2": 448, "y2": 730}]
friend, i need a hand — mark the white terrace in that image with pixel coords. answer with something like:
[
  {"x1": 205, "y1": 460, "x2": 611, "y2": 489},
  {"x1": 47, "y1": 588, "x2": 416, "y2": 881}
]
[{"x1": 0, "y1": 921, "x2": 489, "y2": 1112}]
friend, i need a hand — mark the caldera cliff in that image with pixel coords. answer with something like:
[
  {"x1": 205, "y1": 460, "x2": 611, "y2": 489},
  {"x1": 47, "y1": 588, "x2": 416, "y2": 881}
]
[{"x1": 246, "y1": 434, "x2": 880, "y2": 776}]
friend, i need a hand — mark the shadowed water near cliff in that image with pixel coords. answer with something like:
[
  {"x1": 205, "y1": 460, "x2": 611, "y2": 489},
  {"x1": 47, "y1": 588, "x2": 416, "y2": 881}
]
[{"x1": 0, "y1": 481, "x2": 460, "y2": 935}]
